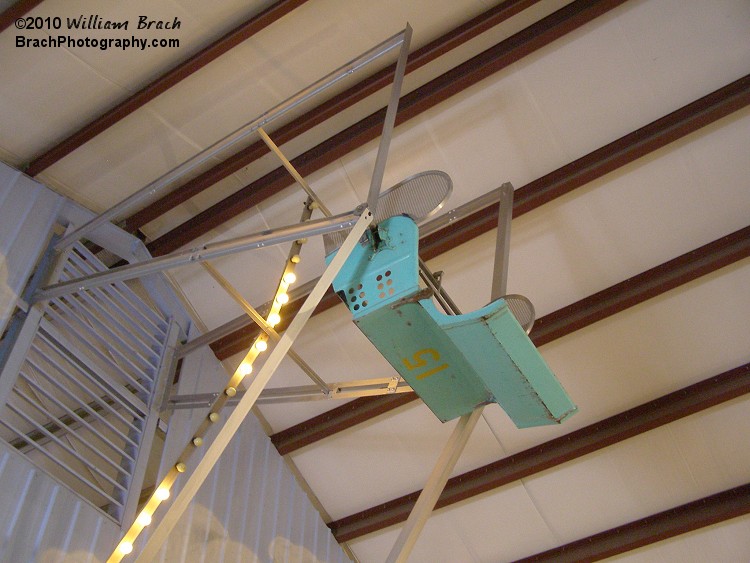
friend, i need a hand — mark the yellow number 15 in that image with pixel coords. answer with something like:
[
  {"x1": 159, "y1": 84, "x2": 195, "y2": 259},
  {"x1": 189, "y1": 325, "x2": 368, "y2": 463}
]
[{"x1": 402, "y1": 348, "x2": 449, "y2": 380}]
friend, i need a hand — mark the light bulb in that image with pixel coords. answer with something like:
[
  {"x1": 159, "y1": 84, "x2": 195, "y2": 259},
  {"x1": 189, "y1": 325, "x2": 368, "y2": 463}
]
[
  {"x1": 136, "y1": 512, "x2": 152, "y2": 526},
  {"x1": 283, "y1": 272, "x2": 297, "y2": 284},
  {"x1": 119, "y1": 542, "x2": 134, "y2": 555},
  {"x1": 276, "y1": 293, "x2": 289, "y2": 305},
  {"x1": 255, "y1": 339, "x2": 268, "y2": 352},
  {"x1": 267, "y1": 313, "x2": 281, "y2": 326},
  {"x1": 238, "y1": 363, "x2": 253, "y2": 376},
  {"x1": 155, "y1": 488, "x2": 170, "y2": 501}
]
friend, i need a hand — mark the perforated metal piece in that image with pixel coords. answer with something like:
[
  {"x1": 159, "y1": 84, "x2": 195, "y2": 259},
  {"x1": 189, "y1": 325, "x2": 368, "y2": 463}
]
[
  {"x1": 324, "y1": 170, "x2": 452, "y2": 255},
  {"x1": 504, "y1": 294, "x2": 535, "y2": 334}
]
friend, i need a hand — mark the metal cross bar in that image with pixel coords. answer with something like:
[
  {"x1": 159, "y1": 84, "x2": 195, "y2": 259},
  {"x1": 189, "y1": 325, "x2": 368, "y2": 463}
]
[
  {"x1": 366, "y1": 23, "x2": 412, "y2": 212},
  {"x1": 55, "y1": 28, "x2": 409, "y2": 251},
  {"x1": 490, "y1": 182, "x2": 514, "y2": 300},
  {"x1": 166, "y1": 377, "x2": 413, "y2": 409},
  {"x1": 257, "y1": 128, "x2": 333, "y2": 217},
  {"x1": 202, "y1": 262, "x2": 329, "y2": 392},
  {"x1": 386, "y1": 407, "x2": 484, "y2": 563},
  {"x1": 418, "y1": 257, "x2": 461, "y2": 316},
  {"x1": 34, "y1": 209, "x2": 362, "y2": 302},
  {"x1": 133, "y1": 207, "x2": 373, "y2": 561}
]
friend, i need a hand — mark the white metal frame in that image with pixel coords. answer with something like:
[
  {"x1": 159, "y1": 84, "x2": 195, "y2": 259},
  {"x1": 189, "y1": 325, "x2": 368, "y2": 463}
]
[{"x1": 134, "y1": 208, "x2": 373, "y2": 561}]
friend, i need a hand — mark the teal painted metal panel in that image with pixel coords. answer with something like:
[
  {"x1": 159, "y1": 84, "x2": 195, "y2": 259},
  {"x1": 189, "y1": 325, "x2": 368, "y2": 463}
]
[{"x1": 329, "y1": 216, "x2": 577, "y2": 426}]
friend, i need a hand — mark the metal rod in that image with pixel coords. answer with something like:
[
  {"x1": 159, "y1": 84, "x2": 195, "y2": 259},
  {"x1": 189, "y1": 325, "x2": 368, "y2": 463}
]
[
  {"x1": 201, "y1": 262, "x2": 329, "y2": 392},
  {"x1": 367, "y1": 23, "x2": 412, "y2": 212},
  {"x1": 7, "y1": 397, "x2": 128, "y2": 493},
  {"x1": 491, "y1": 182, "x2": 514, "y2": 301},
  {"x1": 63, "y1": 253, "x2": 165, "y2": 348},
  {"x1": 35, "y1": 324, "x2": 149, "y2": 420},
  {"x1": 74, "y1": 243, "x2": 168, "y2": 332},
  {"x1": 23, "y1": 351, "x2": 140, "y2": 451},
  {"x1": 167, "y1": 377, "x2": 413, "y2": 408},
  {"x1": 36, "y1": 209, "x2": 362, "y2": 302},
  {"x1": 257, "y1": 128, "x2": 333, "y2": 217},
  {"x1": 135, "y1": 208, "x2": 373, "y2": 561},
  {"x1": 57, "y1": 270, "x2": 160, "y2": 368},
  {"x1": 0, "y1": 416, "x2": 123, "y2": 508},
  {"x1": 55, "y1": 29, "x2": 407, "y2": 251},
  {"x1": 386, "y1": 407, "x2": 483, "y2": 563},
  {"x1": 52, "y1": 291, "x2": 156, "y2": 376},
  {"x1": 176, "y1": 276, "x2": 320, "y2": 358},
  {"x1": 418, "y1": 258, "x2": 461, "y2": 315},
  {"x1": 46, "y1": 299, "x2": 152, "y2": 394},
  {"x1": 17, "y1": 371, "x2": 134, "y2": 471}
]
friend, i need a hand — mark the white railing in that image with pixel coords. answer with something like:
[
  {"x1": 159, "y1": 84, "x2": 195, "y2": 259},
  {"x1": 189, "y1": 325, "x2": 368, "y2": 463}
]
[{"x1": 0, "y1": 225, "x2": 182, "y2": 526}]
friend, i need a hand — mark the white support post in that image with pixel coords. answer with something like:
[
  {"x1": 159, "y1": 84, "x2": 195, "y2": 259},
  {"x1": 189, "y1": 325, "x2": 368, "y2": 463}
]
[
  {"x1": 490, "y1": 182, "x2": 514, "y2": 301},
  {"x1": 386, "y1": 407, "x2": 484, "y2": 563},
  {"x1": 366, "y1": 23, "x2": 412, "y2": 212},
  {"x1": 133, "y1": 208, "x2": 373, "y2": 561}
]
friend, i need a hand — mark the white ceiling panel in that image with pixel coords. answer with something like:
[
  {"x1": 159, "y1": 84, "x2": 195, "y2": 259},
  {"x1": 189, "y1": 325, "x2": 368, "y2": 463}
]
[
  {"x1": 290, "y1": 404, "x2": 506, "y2": 520},
  {"x1": 348, "y1": 482, "x2": 560, "y2": 562}
]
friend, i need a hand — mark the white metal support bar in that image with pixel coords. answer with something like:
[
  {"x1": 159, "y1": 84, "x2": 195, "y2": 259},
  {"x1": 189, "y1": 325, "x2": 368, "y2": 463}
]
[
  {"x1": 55, "y1": 28, "x2": 408, "y2": 251},
  {"x1": 133, "y1": 208, "x2": 373, "y2": 561},
  {"x1": 386, "y1": 407, "x2": 484, "y2": 563},
  {"x1": 367, "y1": 23, "x2": 412, "y2": 212},
  {"x1": 118, "y1": 320, "x2": 181, "y2": 526},
  {"x1": 34, "y1": 209, "x2": 361, "y2": 302},
  {"x1": 166, "y1": 377, "x2": 413, "y2": 408},
  {"x1": 257, "y1": 128, "x2": 333, "y2": 218},
  {"x1": 202, "y1": 262, "x2": 329, "y2": 392},
  {"x1": 490, "y1": 182, "x2": 514, "y2": 301}
]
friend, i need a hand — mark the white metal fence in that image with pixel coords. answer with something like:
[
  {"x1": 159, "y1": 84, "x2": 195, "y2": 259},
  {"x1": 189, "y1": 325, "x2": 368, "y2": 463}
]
[
  {"x1": 0, "y1": 169, "x2": 186, "y2": 527},
  {"x1": 0, "y1": 240, "x2": 179, "y2": 525}
]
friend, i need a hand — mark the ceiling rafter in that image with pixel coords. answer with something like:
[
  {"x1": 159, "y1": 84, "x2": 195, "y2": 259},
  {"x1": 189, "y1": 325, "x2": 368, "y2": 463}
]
[
  {"x1": 145, "y1": 0, "x2": 629, "y2": 256},
  {"x1": 518, "y1": 483, "x2": 750, "y2": 562},
  {"x1": 329, "y1": 363, "x2": 750, "y2": 542},
  {"x1": 0, "y1": 0, "x2": 45, "y2": 33},
  {"x1": 125, "y1": 0, "x2": 541, "y2": 232},
  {"x1": 270, "y1": 225, "x2": 750, "y2": 455},
  {"x1": 209, "y1": 75, "x2": 750, "y2": 361},
  {"x1": 23, "y1": 0, "x2": 310, "y2": 176}
]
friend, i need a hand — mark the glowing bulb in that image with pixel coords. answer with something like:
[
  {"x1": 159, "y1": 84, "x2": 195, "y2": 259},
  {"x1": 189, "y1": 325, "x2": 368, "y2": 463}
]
[
  {"x1": 238, "y1": 363, "x2": 253, "y2": 376},
  {"x1": 276, "y1": 293, "x2": 289, "y2": 305},
  {"x1": 267, "y1": 313, "x2": 281, "y2": 326},
  {"x1": 136, "y1": 512, "x2": 152, "y2": 526},
  {"x1": 255, "y1": 339, "x2": 268, "y2": 352},
  {"x1": 155, "y1": 488, "x2": 170, "y2": 501},
  {"x1": 119, "y1": 542, "x2": 134, "y2": 555},
  {"x1": 283, "y1": 272, "x2": 297, "y2": 284}
]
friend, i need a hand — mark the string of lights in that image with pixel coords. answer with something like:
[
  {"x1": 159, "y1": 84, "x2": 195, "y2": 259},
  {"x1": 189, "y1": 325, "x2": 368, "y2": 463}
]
[{"x1": 108, "y1": 200, "x2": 314, "y2": 562}]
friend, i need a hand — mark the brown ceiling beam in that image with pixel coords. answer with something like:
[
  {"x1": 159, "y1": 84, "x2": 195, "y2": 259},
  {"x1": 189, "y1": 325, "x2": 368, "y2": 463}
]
[
  {"x1": 23, "y1": 0, "x2": 309, "y2": 176},
  {"x1": 270, "y1": 225, "x2": 750, "y2": 455},
  {"x1": 0, "y1": 0, "x2": 45, "y2": 33},
  {"x1": 147, "y1": 0, "x2": 630, "y2": 256},
  {"x1": 517, "y1": 483, "x2": 750, "y2": 562},
  {"x1": 125, "y1": 0, "x2": 541, "y2": 231},
  {"x1": 210, "y1": 73, "x2": 750, "y2": 359},
  {"x1": 329, "y1": 363, "x2": 750, "y2": 542},
  {"x1": 419, "y1": 73, "x2": 750, "y2": 260}
]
